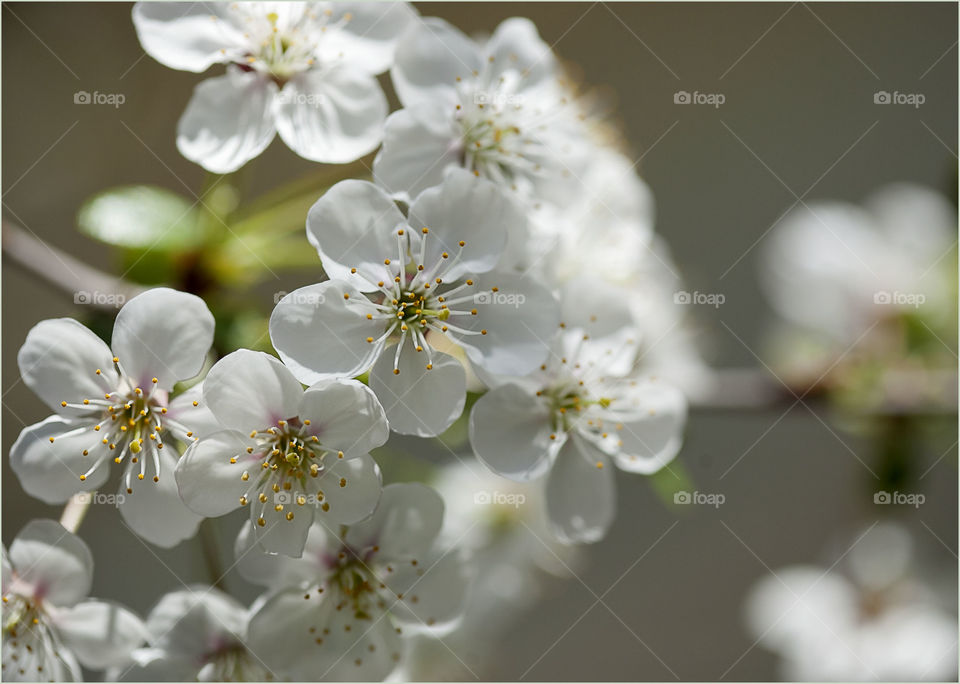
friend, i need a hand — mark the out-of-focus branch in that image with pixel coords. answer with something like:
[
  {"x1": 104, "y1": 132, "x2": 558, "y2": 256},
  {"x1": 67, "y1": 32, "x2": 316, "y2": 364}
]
[
  {"x1": 691, "y1": 367, "x2": 958, "y2": 415},
  {"x1": 2, "y1": 218, "x2": 147, "y2": 309}
]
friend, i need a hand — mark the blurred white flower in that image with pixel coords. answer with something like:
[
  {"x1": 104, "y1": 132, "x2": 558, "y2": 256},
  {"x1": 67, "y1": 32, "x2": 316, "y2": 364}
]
[
  {"x1": 374, "y1": 16, "x2": 589, "y2": 204},
  {"x1": 270, "y1": 170, "x2": 559, "y2": 437},
  {"x1": 132, "y1": 2, "x2": 418, "y2": 172},
  {"x1": 12, "y1": 288, "x2": 214, "y2": 548},
  {"x1": 394, "y1": 460, "x2": 581, "y2": 680},
  {"x1": 760, "y1": 183, "x2": 956, "y2": 343},
  {"x1": 117, "y1": 587, "x2": 272, "y2": 681},
  {"x1": 469, "y1": 285, "x2": 687, "y2": 543},
  {"x1": 241, "y1": 483, "x2": 468, "y2": 681},
  {"x1": 175, "y1": 349, "x2": 387, "y2": 557},
  {"x1": 2, "y1": 520, "x2": 147, "y2": 681},
  {"x1": 745, "y1": 522, "x2": 958, "y2": 681}
]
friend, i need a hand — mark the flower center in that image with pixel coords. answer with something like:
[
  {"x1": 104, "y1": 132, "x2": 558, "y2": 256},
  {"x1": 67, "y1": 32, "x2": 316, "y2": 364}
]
[
  {"x1": 53, "y1": 360, "x2": 196, "y2": 491},
  {"x1": 1, "y1": 593, "x2": 66, "y2": 680},
  {"x1": 349, "y1": 228, "x2": 494, "y2": 374},
  {"x1": 239, "y1": 418, "x2": 342, "y2": 527}
]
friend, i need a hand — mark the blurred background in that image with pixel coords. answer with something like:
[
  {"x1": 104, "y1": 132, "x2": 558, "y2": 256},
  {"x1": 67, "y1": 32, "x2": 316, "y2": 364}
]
[{"x1": 2, "y1": 2, "x2": 957, "y2": 680}]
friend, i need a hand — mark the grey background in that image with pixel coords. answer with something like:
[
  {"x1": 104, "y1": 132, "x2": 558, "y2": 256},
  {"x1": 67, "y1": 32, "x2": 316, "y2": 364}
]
[{"x1": 2, "y1": 2, "x2": 957, "y2": 680}]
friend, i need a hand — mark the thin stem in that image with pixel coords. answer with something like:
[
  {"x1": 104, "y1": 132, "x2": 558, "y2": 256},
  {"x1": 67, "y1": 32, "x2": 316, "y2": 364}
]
[{"x1": 59, "y1": 495, "x2": 93, "y2": 534}]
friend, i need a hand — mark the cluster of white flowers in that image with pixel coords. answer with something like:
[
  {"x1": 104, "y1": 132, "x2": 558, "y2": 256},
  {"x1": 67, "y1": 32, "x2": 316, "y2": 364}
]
[{"x1": 5, "y1": 3, "x2": 693, "y2": 681}]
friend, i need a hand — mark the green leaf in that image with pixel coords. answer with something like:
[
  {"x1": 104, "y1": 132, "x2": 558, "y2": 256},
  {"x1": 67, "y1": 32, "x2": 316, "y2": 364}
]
[{"x1": 78, "y1": 185, "x2": 204, "y2": 251}]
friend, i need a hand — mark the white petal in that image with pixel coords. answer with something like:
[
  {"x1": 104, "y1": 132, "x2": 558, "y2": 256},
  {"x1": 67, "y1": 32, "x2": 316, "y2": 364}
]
[
  {"x1": 369, "y1": 346, "x2": 465, "y2": 437},
  {"x1": 166, "y1": 383, "x2": 222, "y2": 439},
  {"x1": 545, "y1": 435, "x2": 616, "y2": 544},
  {"x1": 380, "y1": 551, "x2": 468, "y2": 635},
  {"x1": 485, "y1": 18, "x2": 558, "y2": 92},
  {"x1": 300, "y1": 379, "x2": 388, "y2": 458},
  {"x1": 111, "y1": 288, "x2": 214, "y2": 389},
  {"x1": 131, "y1": 3, "x2": 246, "y2": 72},
  {"x1": 275, "y1": 66, "x2": 387, "y2": 164},
  {"x1": 469, "y1": 383, "x2": 557, "y2": 481},
  {"x1": 203, "y1": 350, "x2": 303, "y2": 432},
  {"x1": 17, "y1": 318, "x2": 116, "y2": 415},
  {"x1": 144, "y1": 587, "x2": 246, "y2": 657},
  {"x1": 305, "y1": 180, "x2": 407, "y2": 290},
  {"x1": 2, "y1": 547, "x2": 11, "y2": 593},
  {"x1": 312, "y1": 602, "x2": 403, "y2": 682},
  {"x1": 312, "y1": 2, "x2": 419, "y2": 74},
  {"x1": 234, "y1": 522, "x2": 335, "y2": 588},
  {"x1": 54, "y1": 600, "x2": 148, "y2": 670},
  {"x1": 270, "y1": 282, "x2": 386, "y2": 383},
  {"x1": 452, "y1": 271, "x2": 559, "y2": 375},
  {"x1": 251, "y1": 487, "x2": 315, "y2": 558},
  {"x1": 10, "y1": 417, "x2": 108, "y2": 504},
  {"x1": 175, "y1": 430, "x2": 257, "y2": 517},
  {"x1": 373, "y1": 106, "x2": 462, "y2": 202},
  {"x1": 407, "y1": 168, "x2": 512, "y2": 280},
  {"x1": 391, "y1": 17, "x2": 480, "y2": 107},
  {"x1": 10, "y1": 520, "x2": 92, "y2": 607},
  {"x1": 314, "y1": 453, "x2": 382, "y2": 525},
  {"x1": 177, "y1": 68, "x2": 278, "y2": 174},
  {"x1": 118, "y1": 449, "x2": 203, "y2": 548},
  {"x1": 607, "y1": 382, "x2": 687, "y2": 474},
  {"x1": 346, "y1": 482, "x2": 443, "y2": 560}
]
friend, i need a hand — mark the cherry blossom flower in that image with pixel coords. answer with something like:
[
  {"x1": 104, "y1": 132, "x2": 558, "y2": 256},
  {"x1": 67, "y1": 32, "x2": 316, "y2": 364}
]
[
  {"x1": 270, "y1": 169, "x2": 560, "y2": 436},
  {"x1": 746, "y1": 522, "x2": 958, "y2": 681},
  {"x1": 469, "y1": 284, "x2": 687, "y2": 543},
  {"x1": 374, "y1": 16, "x2": 590, "y2": 205},
  {"x1": 175, "y1": 349, "x2": 387, "y2": 557},
  {"x1": 241, "y1": 483, "x2": 468, "y2": 681},
  {"x1": 11, "y1": 288, "x2": 214, "y2": 548},
  {"x1": 116, "y1": 587, "x2": 273, "y2": 681},
  {"x1": 132, "y1": 2, "x2": 418, "y2": 173},
  {"x1": 2, "y1": 520, "x2": 147, "y2": 681}
]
